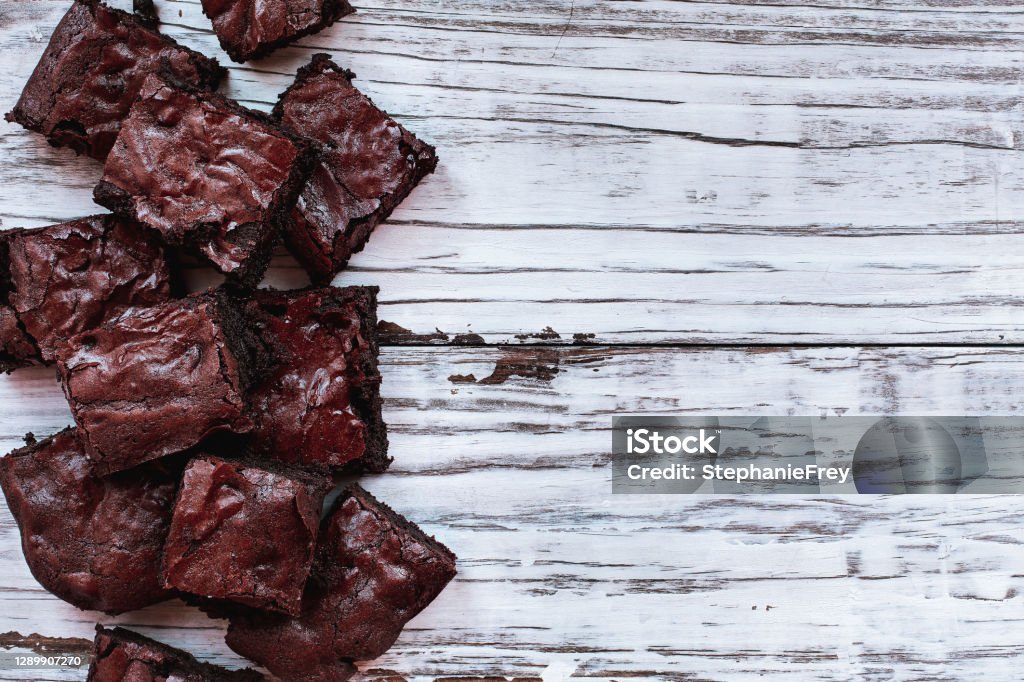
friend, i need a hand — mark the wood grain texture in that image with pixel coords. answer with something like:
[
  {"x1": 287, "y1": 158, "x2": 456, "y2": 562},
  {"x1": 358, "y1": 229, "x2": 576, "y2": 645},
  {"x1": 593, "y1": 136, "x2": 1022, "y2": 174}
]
[
  {"x1": 4, "y1": 347, "x2": 1024, "y2": 681},
  {"x1": 2, "y1": 0, "x2": 1024, "y2": 343},
  {"x1": 1, "y1": 0, "x2": 1024, "y2": 680}
]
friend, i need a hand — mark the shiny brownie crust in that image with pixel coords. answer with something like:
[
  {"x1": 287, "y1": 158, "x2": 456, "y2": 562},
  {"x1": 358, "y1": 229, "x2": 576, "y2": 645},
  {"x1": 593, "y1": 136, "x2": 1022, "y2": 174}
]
[
  {"x1": 94, "y1": 75, "x2": 318, "y2": 287},
  {"x1": 88, "y1": 625, "x2": 263, "y2": 681},
  {"x1": 5, "y1": 0, "x2": 224, "y2": 161},
  {"x1": 273, "y1": 54, "x2": 438, "y2": 283},
  {"x1": 162, "y1": 455, "x2": 328, "y2": 616},
  {"x1": 0, "y1": 429, "x2": 179, "y2": 614},
  {"x1": 226, "y1": 484, "x2": 456, "y2": 680},
  {"x1": 3, "y1": 215, "x2": 171, "y2": 363},
  {"x1": 56, "y1": 291, "x2": 264, "y2": 475},
  {"x1": 246, "y1": 286, "x2": 389, "y2": 473},
  {"x1": 202, "y1": 0, "x2": 355, "y2": 63}
]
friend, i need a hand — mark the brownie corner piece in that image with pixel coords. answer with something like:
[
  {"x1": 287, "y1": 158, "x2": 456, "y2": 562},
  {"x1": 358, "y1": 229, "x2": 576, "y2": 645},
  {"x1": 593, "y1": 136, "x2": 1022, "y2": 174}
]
[
  {"x1": 274, "y1": 53, "x2": 438, "y2": 283},
  {"x1": 56, "y1": 290, "x2": 260, "y2": 474},
  {"x1": 247, "y1": 285, "x2": 389, "y2": 473},
  {"x1": 0, "y1": 428, "x2": 178, "y2": 614},
  {"x1": 162, "y1": 455, "x2": 328, "y2": 616},
  {"x1": 5, "y1": 0, "x2": 224, "y2": 160},
  {"x1": 89, "y1": 625, "x2": 264, "y2": 681},
  {"x1": 95, "y1": 75, "x2": 317, "y2": 287},
  {"x1": 225, "y1": 484, "x2": 456, "y2": 678},
  {"x1": 3, "y1": 215, "x2": 170, "y2": 363},
  {"x1": 202, "y1": 0, "x2": 355, "y2": 63}
]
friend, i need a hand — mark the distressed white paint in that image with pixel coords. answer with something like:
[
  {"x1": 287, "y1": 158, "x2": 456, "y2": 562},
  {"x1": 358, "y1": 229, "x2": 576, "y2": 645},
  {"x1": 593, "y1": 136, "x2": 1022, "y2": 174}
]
[
  {"x1": 1, "y1": 0, "x2": 1024, "y2": 680},
  {"x1": 4, "y1": 348, "x2": 1024, "y2": 680},
  {"x1": 2, "y1": 0, "x2": 1024, "y2": 342}
]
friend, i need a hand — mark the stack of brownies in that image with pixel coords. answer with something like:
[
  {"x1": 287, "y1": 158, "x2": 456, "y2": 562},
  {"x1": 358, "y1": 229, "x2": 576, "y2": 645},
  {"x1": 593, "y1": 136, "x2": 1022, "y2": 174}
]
[{"x1": 0, "y1": 1, "x2": 452, "y2": 680}]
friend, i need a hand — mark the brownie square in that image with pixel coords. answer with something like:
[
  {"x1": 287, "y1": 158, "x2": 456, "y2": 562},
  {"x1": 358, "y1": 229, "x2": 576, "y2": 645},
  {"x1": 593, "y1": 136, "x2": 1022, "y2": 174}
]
[
  {"x1": 2, "y1": 215, "x2": 171, "y2": 363},
  {"x1": 0, "y1": 428, "x2": 179, "y2": 614},
  {"x1": 246, "y1": 286, "x2": 389, "y2": 473},
  {"x1": 162, "y1": 455, "x2": 327, "y2": 615},
  {"x1": 94, "y1": 75, "x2": 318, "y2": 287},
  {"x1": 226, "y1": 485, "x2": 457, "y2": 680},
  {"x1": 202, "y1": 0, "x2": 354, "y2": 63},
  {"x1": 55, "y1": 290, "x2": 263, "y2": 475},
  {"x1": 89, "y1": 626, "x2": 263, "y2": 681},
  {"x1": 5, "y1": 0, "x2": 224, "y2": 161},
  {"x1": 274, "y1": 54, "x2": 438, "y2": 283}
]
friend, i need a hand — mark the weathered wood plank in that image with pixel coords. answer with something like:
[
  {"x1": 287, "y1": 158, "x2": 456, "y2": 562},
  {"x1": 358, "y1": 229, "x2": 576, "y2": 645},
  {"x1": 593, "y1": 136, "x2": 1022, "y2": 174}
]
[
  {"x1": 3, "y1": 346, "x2": 1024, "y2": 680},
  {"x1": 1, "y1": 1, "x2": 1023, "y2": 344},
  {"x1": 1, "y1": 0, "x2": 1023, "y2": 679}
]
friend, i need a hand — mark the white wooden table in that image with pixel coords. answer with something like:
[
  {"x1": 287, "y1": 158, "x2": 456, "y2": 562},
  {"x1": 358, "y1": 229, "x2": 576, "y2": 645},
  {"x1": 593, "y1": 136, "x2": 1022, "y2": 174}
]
[{"x1": 2, "y1": 1, "x2": 1024, "y2": 680}]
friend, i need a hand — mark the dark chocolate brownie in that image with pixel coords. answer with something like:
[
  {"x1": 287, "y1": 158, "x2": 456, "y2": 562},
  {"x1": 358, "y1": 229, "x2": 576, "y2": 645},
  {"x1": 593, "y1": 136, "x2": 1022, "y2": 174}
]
[
  {"x1": 162, "y1": 455, "x2": 328, "y2": 615},
  {"x1": 0, "y1": 237, "x2": 38, "y2": 372},
  {"x1": 0, "y1": 306, "x2": 37, "y2": 374},
  {"x1": 2, "y1": 215, "x2": 171, "y2": 363},
  {"x1": 201, "y1": 0, "x2": 354, "y2": 63},
  {"x1": 55, "y1": 290, "x2": 265, "y2": 475},
  {"x1": 226, "y1": 485, "x2": 457, "y2": 679},
  {"x1": 273, "y1": 54, "x2": 438, "y2": 283},
  {"x1": 0, "y1": 428, "x2": 179, "y2": 614},
  {"x1": 94, "y1": 75, "x2": 318, "y2": 287},
  {"x1": 5, "y1": 0, "x2": 224, "y2": 161},
  {"x1": 246, "y1": 286, "x2": 389, "y2": 473},
  {"x1": 89, "y1": 625, "x2": 264, "y2": 681},
  {"x1": 133, "y1": 0, "x2": 160, "y2": 27}
]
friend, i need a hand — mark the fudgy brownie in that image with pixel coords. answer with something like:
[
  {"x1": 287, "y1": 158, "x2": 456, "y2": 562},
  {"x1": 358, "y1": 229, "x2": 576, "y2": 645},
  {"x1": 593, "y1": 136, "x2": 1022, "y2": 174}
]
[
  {"x1": 5, "y1": 0, "x2": 224, "y2": 161},
  {"x1": 94, "y1": 75, "x2": 318, "y2": 287},
  {"x1": 0, "y1": 429, "x2": 179, "y2": 614},
  {"x1": 2, "y1": 215, "x2": 171, "y2": 363},
  {"x1": 133, "y1": 0, "x2": 160, "y2": 27},
  {"x1": 89, "y1": 625, "x2": 263, "y2": 681},
  {"x1": 0, "y1": 237, "x2": 38, "y2": 372},
  {"x1": 274, "y1": 54, "x2": 438, "y2": 283},
  {"x1": 162, "y1": 455, "x2": 328, "y2": 616},
  {"x1": 0, "y1": 304, "x2": 36, "y2": 374},
  {"x1": 56, "y1": 290, "x2": 265, "y2": 475},
  {"x1": 226, "y1": 485, "x2": 457, "y2": 680},
  {"x1": 246, "y1": 286, "x2": 389, "y2": 473},
  {"x1": 201, "y1": 0, "x2": 354, "y2": 63}
]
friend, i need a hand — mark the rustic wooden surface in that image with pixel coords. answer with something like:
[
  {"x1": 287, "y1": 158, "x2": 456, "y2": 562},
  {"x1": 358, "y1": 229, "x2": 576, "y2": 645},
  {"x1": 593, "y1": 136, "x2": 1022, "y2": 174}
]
[{"x1": 1, "y1": 0, "x2": 1024, "y2": 680}]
